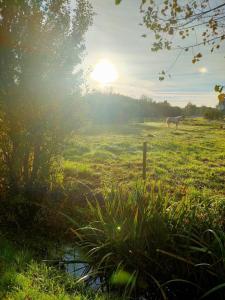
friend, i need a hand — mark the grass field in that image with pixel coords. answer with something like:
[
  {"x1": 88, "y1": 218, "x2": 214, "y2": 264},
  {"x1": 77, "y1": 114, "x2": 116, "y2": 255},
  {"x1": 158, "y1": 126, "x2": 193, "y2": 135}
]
[
  {"x1": 63, "y1": 118, "x2": 225, "y2": 198},
  {"x1": 2, "y1": 118, "x2": 225, "y2": 300},
  {"x1": 61, "y1": 118, "x2": 225, "y2": 299}
]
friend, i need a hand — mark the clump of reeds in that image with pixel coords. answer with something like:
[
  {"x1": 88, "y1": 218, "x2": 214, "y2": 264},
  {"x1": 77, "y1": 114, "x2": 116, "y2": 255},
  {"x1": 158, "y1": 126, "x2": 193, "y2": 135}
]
[{"x1": 72, "y1": 182, "x2": 225, "y2": 299}]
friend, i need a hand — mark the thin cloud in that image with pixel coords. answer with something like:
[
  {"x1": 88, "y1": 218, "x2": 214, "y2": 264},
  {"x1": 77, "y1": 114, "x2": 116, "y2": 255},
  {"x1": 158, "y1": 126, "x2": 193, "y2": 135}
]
[{"x1": 85, "y1": 0, "x2": 225, "y2": 107}]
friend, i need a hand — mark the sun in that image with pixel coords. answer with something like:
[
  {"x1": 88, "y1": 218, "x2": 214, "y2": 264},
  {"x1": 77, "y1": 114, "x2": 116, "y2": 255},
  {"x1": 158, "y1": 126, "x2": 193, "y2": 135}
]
[
  {"x1": 199, "y1": 67, "x2": 208, "y2": 74},
  {"x1": 91, "y1": 59, "x2": 118, "y2": 84}
]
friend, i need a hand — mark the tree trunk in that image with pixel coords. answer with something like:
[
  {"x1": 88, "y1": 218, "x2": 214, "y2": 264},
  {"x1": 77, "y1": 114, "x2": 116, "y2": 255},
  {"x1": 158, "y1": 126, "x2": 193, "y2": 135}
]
[{"x1": 30, "y1": 142, "x2": 41, "y2": 187}]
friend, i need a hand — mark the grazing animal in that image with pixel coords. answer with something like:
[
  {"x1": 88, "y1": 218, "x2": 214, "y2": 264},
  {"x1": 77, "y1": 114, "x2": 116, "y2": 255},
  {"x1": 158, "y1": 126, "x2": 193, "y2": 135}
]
[{"x1": 166, "y1": 116, "x2": 184, "y2": 129}]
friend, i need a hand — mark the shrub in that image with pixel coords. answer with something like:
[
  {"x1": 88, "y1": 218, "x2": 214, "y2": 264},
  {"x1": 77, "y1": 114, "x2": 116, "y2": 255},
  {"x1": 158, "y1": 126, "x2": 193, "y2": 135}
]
[
  {"x1": 203, "y1": 108, "x2": 223, "y2": 120},
  {"x1": 72, "y1": 183, "x2": 225, "y2": 299}
]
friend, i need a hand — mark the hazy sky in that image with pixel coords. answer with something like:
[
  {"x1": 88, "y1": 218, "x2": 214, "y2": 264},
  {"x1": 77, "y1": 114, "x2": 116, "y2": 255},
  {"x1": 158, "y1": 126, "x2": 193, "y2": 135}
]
[{"x1": 84, "y1": 0, "x2": 225, "y2": 107}]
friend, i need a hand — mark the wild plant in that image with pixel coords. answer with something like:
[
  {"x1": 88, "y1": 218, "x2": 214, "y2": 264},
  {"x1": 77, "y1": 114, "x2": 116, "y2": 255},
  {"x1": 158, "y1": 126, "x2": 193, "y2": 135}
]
[{"x1": 71, "y1": 182, "x2": 225, "y2": 299}]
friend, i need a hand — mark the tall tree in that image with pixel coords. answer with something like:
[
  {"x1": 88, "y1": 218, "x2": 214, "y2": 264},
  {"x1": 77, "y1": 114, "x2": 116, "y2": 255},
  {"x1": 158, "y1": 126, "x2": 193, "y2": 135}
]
[{"x1": 0, "y1": 0, "x2": 93, "y2": 194}]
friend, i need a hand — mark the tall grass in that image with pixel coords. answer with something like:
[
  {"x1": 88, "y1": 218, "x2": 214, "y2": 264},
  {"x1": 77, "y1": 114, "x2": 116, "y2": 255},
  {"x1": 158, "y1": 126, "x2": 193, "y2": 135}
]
[{"x1": 73, "y1": 182, "x2": 225, "y2": 299}]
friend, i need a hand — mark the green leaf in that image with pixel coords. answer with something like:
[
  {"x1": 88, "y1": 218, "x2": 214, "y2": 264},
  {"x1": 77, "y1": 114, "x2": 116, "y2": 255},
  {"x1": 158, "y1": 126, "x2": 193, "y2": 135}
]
[
  {"x1": 160, "y1": 279, "x2": 200, "y2": 290},
  {"x1": 111, "y1": 270, "x2": 135, "y2": 285},
  {"x1": 214, "y1": 85, "x2": 221, "y2": 92},
  {"x1": 200, "y1": 283, "x2": 225, "y2": 299},
  {"x1": 115, "y1": 0, "x2": 122, "y2": 5}
]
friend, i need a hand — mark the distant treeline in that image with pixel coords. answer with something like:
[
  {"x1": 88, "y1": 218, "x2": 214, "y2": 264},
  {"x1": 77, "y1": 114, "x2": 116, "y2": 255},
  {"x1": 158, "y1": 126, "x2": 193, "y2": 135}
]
[{"x1": 85, "y1": 92, "x2": 221, "y2": 123}]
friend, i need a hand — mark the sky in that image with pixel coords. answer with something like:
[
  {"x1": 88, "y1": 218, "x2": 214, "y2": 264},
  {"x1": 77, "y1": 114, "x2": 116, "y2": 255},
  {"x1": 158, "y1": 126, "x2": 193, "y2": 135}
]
[{"x1": 83, "y1": 0, "x2": 225, "y2": 107}]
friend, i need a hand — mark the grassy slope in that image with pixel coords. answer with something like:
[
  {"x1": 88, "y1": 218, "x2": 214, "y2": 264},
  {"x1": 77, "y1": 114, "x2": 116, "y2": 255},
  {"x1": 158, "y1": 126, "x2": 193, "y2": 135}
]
[{"x1": 63, "y1": 118, "x2": 225, "y2": 198}]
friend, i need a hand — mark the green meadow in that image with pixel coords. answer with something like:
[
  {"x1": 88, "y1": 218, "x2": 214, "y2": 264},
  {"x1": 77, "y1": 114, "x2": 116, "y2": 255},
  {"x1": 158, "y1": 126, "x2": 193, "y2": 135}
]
[
  {"x1": 2, "y1": 118, "x2": 225, "y2": 299},
  {"x1": 63, "y1": 118, "x2": 225, "y2": 196},
  {"x1": 59, "y1": 118, "x2": 225, "y2": 299}
]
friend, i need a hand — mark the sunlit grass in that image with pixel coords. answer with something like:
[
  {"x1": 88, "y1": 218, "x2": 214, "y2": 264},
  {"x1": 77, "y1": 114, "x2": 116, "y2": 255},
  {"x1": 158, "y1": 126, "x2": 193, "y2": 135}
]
[
  {"x1": 2, "y1": 118, "x2": 225, "y2": 299},
  {"x1": 60, "y1": 118, "x2": 225, "y2": 298},
  {"x1": 63, "y1": 161, "x2": 94, "y2": 178},
  {"x1": 0, "y1": 237, "x2": 119, "y2": 300},
  {"x1": 64, "y1": 118, "x2": 225, "y2": 194}
]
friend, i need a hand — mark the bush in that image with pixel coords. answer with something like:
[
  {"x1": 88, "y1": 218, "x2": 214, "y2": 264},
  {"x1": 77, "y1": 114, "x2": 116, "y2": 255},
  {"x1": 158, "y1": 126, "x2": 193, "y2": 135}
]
[
  {"x1": 72, "y1": 183, "x2": 225, "y2": 299},
  {"x1": 203, "y1": 108, "x2": 224, "y2": 120}
]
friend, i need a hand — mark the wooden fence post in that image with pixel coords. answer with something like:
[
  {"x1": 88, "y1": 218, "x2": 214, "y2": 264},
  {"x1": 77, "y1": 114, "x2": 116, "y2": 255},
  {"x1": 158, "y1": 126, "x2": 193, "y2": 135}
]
[{"x1": 143, "y1": 141, "x2": 147, "y2": 180}]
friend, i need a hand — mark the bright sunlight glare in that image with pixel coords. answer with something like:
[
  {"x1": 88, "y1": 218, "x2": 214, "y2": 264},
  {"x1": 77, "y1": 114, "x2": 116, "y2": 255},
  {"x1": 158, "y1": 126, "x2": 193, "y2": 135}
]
[
  {"x1": 91, "y1": 59, "x2": 118, "y2": 84},
  {"x1": 199, "y1": 67, "x2": 208, "y2": 74}
]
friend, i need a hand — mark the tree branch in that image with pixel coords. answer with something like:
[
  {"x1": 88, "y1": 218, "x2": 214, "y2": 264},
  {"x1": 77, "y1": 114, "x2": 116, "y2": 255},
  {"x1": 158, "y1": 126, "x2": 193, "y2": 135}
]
[{"x1": 175, "y1": 34, "x2": 225, "y2": 50}]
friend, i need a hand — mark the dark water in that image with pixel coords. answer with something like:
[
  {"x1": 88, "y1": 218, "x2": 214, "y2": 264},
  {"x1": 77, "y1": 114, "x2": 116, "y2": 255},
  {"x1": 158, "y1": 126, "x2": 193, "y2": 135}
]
[{"x1": 63, "y1": 247, "x2": 101, "y2": 290}]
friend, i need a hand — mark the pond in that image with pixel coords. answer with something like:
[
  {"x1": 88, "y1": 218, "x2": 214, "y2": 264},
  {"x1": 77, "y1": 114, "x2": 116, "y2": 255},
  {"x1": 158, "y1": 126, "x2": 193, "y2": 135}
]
[{"x1": 63, "y1": 247, "x2": 102, "y2": 290}]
